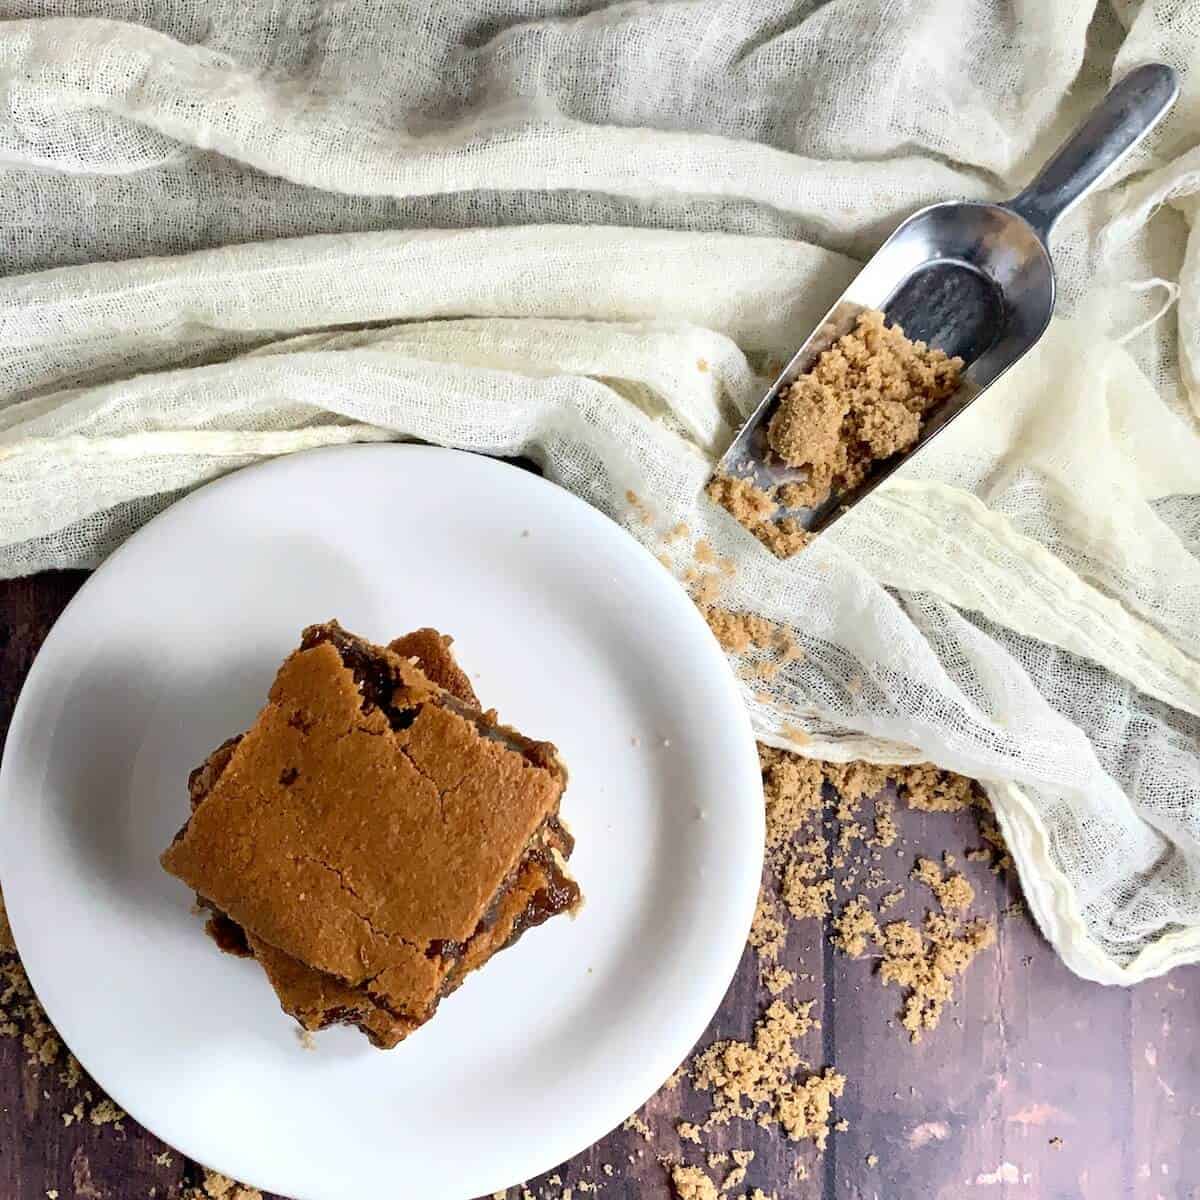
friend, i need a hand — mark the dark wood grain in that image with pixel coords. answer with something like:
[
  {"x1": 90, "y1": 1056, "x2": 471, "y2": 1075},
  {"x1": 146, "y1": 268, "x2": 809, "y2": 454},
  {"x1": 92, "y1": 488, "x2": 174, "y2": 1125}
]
[{"x1": 2, "y1": 573, "x2": 1198, "y2": 1200}]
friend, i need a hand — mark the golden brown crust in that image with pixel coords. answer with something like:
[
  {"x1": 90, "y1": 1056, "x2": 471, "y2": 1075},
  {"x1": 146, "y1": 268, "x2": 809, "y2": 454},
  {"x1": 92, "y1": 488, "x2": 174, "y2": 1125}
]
[
  {"x1": 388, "y1": 628, "x2": 479, "y2": 708},
  {"x1": 161, "y1": 621, "x2": 569, "y2": 1029}
]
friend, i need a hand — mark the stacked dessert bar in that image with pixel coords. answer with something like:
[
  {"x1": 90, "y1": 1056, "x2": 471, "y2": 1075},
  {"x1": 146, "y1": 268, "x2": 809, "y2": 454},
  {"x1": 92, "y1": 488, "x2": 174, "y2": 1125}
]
[{"x1": 162, "y1": 621, "x2": 579, "y2": 1048}]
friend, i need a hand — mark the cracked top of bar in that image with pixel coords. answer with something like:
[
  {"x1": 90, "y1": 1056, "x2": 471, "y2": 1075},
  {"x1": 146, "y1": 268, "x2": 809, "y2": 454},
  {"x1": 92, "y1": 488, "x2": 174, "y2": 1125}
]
[{"x1": 160, "y1": 620, "x2": 567, "y2": 1024}]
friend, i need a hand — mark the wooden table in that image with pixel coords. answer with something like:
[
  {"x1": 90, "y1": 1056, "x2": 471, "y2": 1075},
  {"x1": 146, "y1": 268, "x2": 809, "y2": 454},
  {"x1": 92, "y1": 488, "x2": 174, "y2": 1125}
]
[{"x1": 2, "y1": 572, "x2": 1197, "y2": 1200}]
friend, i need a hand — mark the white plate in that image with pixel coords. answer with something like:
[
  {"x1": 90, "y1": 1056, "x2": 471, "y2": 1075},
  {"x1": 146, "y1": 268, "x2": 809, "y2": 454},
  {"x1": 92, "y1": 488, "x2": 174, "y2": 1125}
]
[{"x1": 0, "y1": 445, "x2": 762, "y2": 1200}]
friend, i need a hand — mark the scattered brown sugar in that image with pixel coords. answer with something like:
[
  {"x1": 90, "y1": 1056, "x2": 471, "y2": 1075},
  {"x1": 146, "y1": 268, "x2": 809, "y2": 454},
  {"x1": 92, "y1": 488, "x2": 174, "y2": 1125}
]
[
  {"x1": 869, "y1": 796, "x2": 898, "y2": 848},
  {"x1": 669, "y1": 1164, "x2": 720, "y2": 1200},
  {"x1": 722, "y1": 1163, "x2": 748, "y2": 1191},
  {"x1": 912, "y1": 857, "x2": 975, "y2": 912},
  {"x1": 896, "y1": 763, "x2": 982, "y2": 812},
  {"x1": 677, "y1": 1120, "x2": 703, "y2": 1144},
  {"x1": 186, "y1": 1172, "x2": 263, "y2": 1200},
  {"x1": 692, "y1": 999, "x2": 841, "y2": 1149},
  {"x1": 782, "y1": 867, "x2": 834, "y2": 922},
  {"x1": 749, "y1": 891, "x2": 788, "y2": 963},
  {"x1": 731, "y1": 1150, "x2": 755, "y2": 1168},
  {"x1": 88, "y1": 1099, "x2": 125, "y2": 1127},
  {"x1": 690, "y1": 571, "x2": 727, "y2": 608},
  {"x1": 753, "y1": 518, "x2": 812, "y2": 558},
  {"x1": 971, "y1": 811, "x2": 1015, "y2": 876},
  {"x1": 623, "y1": 1113, "x2": 654, "y2": 1140},
  {"x1": 761, "y1": 964, "x2": 795, "y2": 996},
  {"x1": 824, "y1": 761, "x2": 892, "y2": 807},
  {"x1": 832, "y1": 897, "x2": 880, "y2": 958},
  {"x1": 705, "y1": 474, "x2": 811, "y2": 559},
  {"x1": 765, "y1": 310, "x2": 963, "y2": 509},
  {"x1": 759, "y1": 746, "x2": 826, "y2": 851},
  {"x1": 0, "y1": 887, "x2": 13, "y2": 955},
  {"x1": 866, "y1": 1152, "x2": 879, "y2": 1167},
  {"x1": 879, "y1": 913, "x2": 997, "y2": 1042},
  {"x1": 666, "y1": 521, "x2": 691, "y2": 543},
  {"x1": 706, "y1": 473, "x2": 777, "y2": 525},
  {"x1": 701, "y1": 607, "x2": 781, "y2": 655},
  {"x1": 664, "y1": 1063, "x2": 688, "y2": 1091},
  {"x1": 625, "y1": 489, "x2": 654, "y2": 525}
]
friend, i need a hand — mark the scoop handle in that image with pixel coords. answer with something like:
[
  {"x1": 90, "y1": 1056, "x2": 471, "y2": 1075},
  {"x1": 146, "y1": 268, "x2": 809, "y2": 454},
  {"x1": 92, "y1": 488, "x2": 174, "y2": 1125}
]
[{"x1": 1005, "y1": 62, "x2": 1179, "y2": 241}]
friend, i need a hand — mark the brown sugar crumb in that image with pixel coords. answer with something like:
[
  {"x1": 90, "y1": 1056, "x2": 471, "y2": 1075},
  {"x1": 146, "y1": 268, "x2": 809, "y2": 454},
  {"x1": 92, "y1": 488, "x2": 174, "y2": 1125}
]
[
  {"x1": 666, "y1": 521, "x2": 691, "y2": 543},
  {"x1": 912, "y1": 857, "x2": 975, "y2": 912},
  {"x1": 896, "y1": 763, "x2": 982, "y2": 812},
  {"x1": 749, "y1": 891, "x2": 788, "y2": 963},
  {"x1": 782, "y1": 868, "x2": 834, "y2": 922},
  {"x1": 879, "y1": 889, "x2": 905, "y2": 912},
  {"x1": 702, "y1": 607, "x2": 781, "y2": 655},
  {"x1": 89, "y1": 1098, "x2": 125, "y2": 1127},
  {"x1": 880, "y1": 914, "x2": 996, "y2": 1042},
  {"x1": 0, "y1": 887, "x2": 13, "y2": 955},
  {"x1": 832, "y1": 897, "x2": 880, "y2": 957},
  {"x1": 1049, "y1": 1136, "x2": 1064, "y2": 1149},
  {"x1": 777, "y1": 1069, "x2": 846, "y2": 1149},
  {"x1": 626, "y1": 489, "x2": 654, "y2": 525},
  {"x1": 705, "y1": 474, "x2": 812, "y2": 560},
  {"x1": 707, "y1": 473, "x2": 777, "y2": 526},
  {"x1": 731, "y1": 1150, "x2": 755, "y2": 1168},
  {"x1": 834, "y1": 1118, "x2": 850, "y2": 1133},
  {"x1": 866, "y1": 1152, "x2": 879, "y2": 1167},
  {"x1": 692, "y1": 572, "x2": 727, "y2": 609},
  {"x1": 623, "y1": 1113, "x2": 654, "y2": 1140},
  {"x1": 0, "y1": 949, "x2": 64, "y2": 1071},
  {"x1": 971, "y1": 811, "x2": 1015, "y2": 876},
  {"x1": 765, "y1": 310, "x2": 962, "y2": 509},
  {"x1": 677, "y1": 1120, "x2": 703, "y2": 1144},
  {"x1": 669, "y1": 1165, "x2": 719, "y2": 1200},
  {"x1": 752, "y1": 517, "x2": 812, "y2": 558},
  {"x1": 707, "y1": 1153, "x2": 729, "y2": 1169},
  {"x1": 663, "y1": 1063, "x2": 688, "y2": 1091},
  {"x1": 824, "y1": 761, "x2": 892, "y2": 808},
  {"x1": 762, "y1": 964, "x2": 795, "y2": 996},
  {"x1": 692, "y1": 999, "x2": 840, "y2": 1148},
  {"x1": 869, "y1": 796, "x2": 898, "y2": 848},
  {"x1": 722, "y1": 1164, "x2": 748, "y2": 1191},
  {"x1": 186, "y1": 1172, "x2": 263, "y2": 1200},
  {"x1": 759, "y1": 746, "x2": 826, "y2": 851}
]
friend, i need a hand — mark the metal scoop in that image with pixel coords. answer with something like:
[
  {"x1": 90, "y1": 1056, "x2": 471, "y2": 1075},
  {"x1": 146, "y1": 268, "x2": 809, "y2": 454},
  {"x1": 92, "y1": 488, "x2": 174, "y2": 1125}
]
[{"x1": 717, "y1": 62, "x2": 1180, "y2": 537}]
